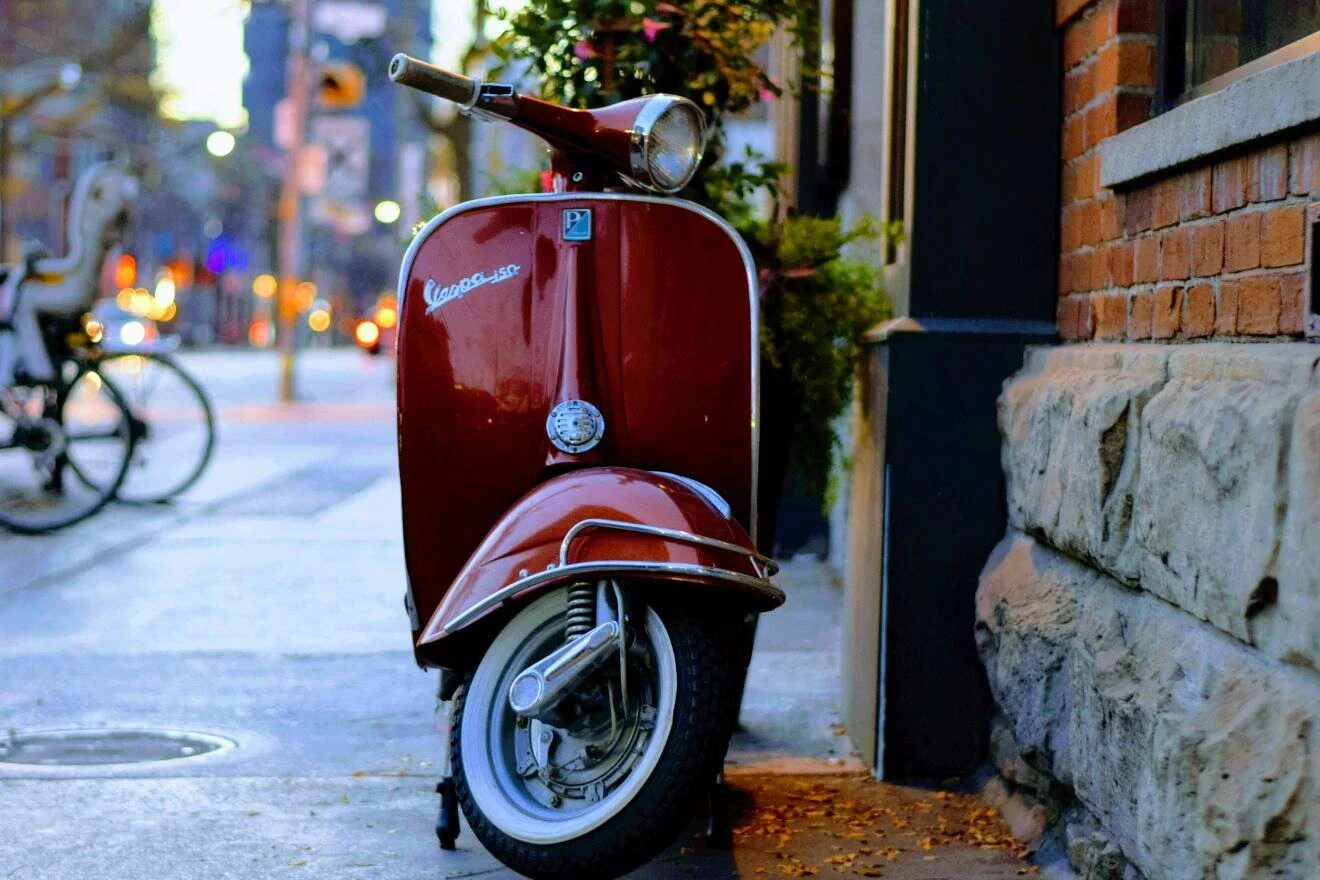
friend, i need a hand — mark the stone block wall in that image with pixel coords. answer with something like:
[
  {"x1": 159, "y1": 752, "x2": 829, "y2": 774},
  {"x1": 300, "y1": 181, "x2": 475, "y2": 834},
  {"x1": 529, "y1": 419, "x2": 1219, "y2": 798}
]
[{"x1": 978, "y1": 343, "x2": 1320, "y2": 878}]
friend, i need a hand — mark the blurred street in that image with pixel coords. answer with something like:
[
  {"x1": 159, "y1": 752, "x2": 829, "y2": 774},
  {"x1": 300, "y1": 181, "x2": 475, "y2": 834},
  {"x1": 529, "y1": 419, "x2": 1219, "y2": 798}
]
[{"x1": 0, "y1": 349, "x2": 1027, "y2": 879}]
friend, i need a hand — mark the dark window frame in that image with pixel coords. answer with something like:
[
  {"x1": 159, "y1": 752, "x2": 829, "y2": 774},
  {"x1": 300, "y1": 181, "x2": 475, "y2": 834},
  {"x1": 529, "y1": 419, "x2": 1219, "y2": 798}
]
[
  {"x1": 885, "y1": 0, "x2": 909, "y2": 265},
  {"x1": 1157, "y1": 0, "x2": 1320, "y2": 113}
]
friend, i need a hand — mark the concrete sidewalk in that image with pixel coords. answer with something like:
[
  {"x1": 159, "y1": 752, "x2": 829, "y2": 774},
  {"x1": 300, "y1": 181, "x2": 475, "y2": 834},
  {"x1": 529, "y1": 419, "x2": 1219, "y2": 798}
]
[{"x1": 0, "y1": 349, "x2": 1030, "y2": 879}]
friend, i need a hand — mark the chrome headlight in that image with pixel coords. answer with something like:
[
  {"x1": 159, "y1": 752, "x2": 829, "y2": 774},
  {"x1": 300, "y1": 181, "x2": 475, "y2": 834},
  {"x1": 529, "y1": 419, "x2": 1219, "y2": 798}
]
[{"x1": 629, "y1": 96, "x2": 705, "y2": 193}]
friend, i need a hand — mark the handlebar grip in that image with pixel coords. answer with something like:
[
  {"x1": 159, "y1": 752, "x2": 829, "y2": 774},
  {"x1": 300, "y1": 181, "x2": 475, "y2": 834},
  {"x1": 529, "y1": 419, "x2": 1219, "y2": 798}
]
[{"x1": 388, "y1": 53, "x2": 479, "y2": 106}]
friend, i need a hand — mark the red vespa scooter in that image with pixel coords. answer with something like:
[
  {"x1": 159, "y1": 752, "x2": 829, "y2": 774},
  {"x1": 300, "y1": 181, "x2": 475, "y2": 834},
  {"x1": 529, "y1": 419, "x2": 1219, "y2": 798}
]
[{"x1": 389, "y1": 54, "x2": 782, "y2": 879}]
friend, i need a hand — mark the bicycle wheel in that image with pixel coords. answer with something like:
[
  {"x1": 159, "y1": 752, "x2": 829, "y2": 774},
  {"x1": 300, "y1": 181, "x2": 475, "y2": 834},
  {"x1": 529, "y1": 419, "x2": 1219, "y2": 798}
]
[
  {"x1": 95, "y1": 352, "x2": 216, "y2": 504},
  {"x1": 0, "y1": 366, "x2": 135, "y2": 533}
]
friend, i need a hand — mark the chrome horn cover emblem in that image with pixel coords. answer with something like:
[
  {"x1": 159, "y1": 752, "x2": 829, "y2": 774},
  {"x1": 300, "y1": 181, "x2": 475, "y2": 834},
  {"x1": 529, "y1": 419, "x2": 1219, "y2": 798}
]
[{"x1": 547, "y1": 399, "x2": 605, "y2": 453}]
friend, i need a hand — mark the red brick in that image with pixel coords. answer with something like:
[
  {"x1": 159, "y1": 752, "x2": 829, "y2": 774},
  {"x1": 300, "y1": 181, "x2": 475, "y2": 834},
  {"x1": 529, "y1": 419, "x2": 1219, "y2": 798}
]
[
  {"x1": 1073, "y1": 250, "x2": 1092, "y2": 293},
  {"x1": 1182, "y1": 283, "x2": 1215, "y2": 337},
  {"x1": 1116, "y1": 92, "x2": 1152, "y2": 132},
  {"x1": 1057, "y1": 0, "x2": 1092, "y2": 27},
  {"x1": 1094, "y1": 0, "x2": 1119, "y2": 43},
  {"x1": 1072, "y1": 251, "x2": 1089, "y2": 293},
  {"x1": 1064, "y1": 114, "x2": 1087, "y2": 161},
  {"x1": 1247, "y1": 145, "x2": 1289, "y2": 202},
  {"x1": 1134, "y1": 235, "x2": 1159, "y2": 282},
  {"x1": 1212, "y1": 158, "x2": 1248, "y2": 213},
  {"x1": 1261, "y1": 205, "x2": 1306, "y2": 267},
  {"x1": 1237, "y1": 275, "x2": 1281, "y2": 335},
  {"x1": 1129, "y1": 290, "x2": 1153, "y2": 338},
  {"x1": 1124, "y1": 187, "x2": 1153, "y2": 234},
  {"x1": 1161, "y1": 228, "x2": 1190, "y2": 280},
  {"x1": 1075, "y1": 249, "x2": 1096, "y2": 291},
  {"x1": 1216, "y1": 281, "x2": 1239, "y2": 335},
  {"x1": 1180, "y1": 168, "x2": 1212, "y2": 220},
  {"x1": 1153, "y1": 178, "x2": 1180, "y2": 228},
  {"x1": 1094, "y1": 244, "x2": 1114, "y2": 288},
  {"x1": 1225, "y1": 212, "x2": 1262, "y2": 272},
  {"x1": 1077, "y1": 154, "x2": 1101, "y2": 200},
  {"x1": 1290, "y1": 134, "x2": 1320, "y2": 196},
  {"x1": 1064, "y1": 63, "x2": 1097, "y2": 115},
  {"x1": 1117, "y1": 0, "x2": 1156, "y2": 33},
  {"x1": 1063, "y1": 12, "x2": 1099, "y2": 68},
  {"x1": 1115, "y1": 39, "x2": 1155, "y2": 87},
  {"x1": 1062, "y1": 205, "x2": 1081, "y2": 251},
  {"x1": 1191, "y1": 221, "x2": 1225, "y2": 276},
  {"x1": 1059, "y1": 254, "x2": 1074, "y2": 295},
  {"x1": 1072, "y1": 251, "x2": 1090, "y2": 294},
  {"x1": 1096, "y1": 292, "x2": 1128, "y2": 339},
  {"x1": 1068, "y1": 250, "x2": 1089, "y2": 292},
  {"x1": 1085, "y1": 95, "x2": 1118, "y2": 148},
  {"x1": 1094, "y1": 40, "x2": 1119, "y2": 89},
  {"x1": 1099, "y1": 195, "x2": 1122, "y2": 241},
  {"x1": 1280, "y1": 272, "x2": 1307, "y2": 335},
  {"x1": 1110, "y1": 239, "x2": 1135, "y2": 286},
  {"x1": 1079, "y1": 293, "x2": 1097, "y2": 338},
  {"x1": 1079, "y1": 199, "x2": 1102, "y2": 247},
  {"x1": 1152, "y1": 285, "x2": 1183, "y2": 338},
  {"x1": 1058, "y1": 295, "x2": 1082, "y2": 339},
  {"x1": 1091, "y1": 247, "x2": 1111, "y2": 290}
]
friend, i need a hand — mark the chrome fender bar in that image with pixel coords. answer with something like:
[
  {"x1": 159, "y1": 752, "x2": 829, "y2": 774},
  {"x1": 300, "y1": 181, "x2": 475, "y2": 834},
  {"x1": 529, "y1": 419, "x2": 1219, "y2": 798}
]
[{"x1": 441, "y1": 517, "x2": 781, "y2": 635}]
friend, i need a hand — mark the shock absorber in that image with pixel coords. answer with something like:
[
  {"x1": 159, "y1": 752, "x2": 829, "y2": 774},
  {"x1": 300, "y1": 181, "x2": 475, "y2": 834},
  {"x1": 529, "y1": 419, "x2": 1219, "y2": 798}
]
[{"x1": 565, "y1": 582, "x2": 595, "y2": 640}]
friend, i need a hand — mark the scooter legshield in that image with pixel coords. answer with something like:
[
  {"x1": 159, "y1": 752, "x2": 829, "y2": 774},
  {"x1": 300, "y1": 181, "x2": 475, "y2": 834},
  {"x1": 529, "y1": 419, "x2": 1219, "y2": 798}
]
[
  {"x1": 414, "y1": 467, "x2": 781, "y2": 667},
  {"x1": 397, "y1": 193, "x2": 763, "y2": 667}
]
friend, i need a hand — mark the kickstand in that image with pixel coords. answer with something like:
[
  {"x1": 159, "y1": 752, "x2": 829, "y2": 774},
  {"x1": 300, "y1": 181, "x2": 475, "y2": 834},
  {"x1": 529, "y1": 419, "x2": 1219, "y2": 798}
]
[
  {"x1": 435, "y1": 779, "x2": 459, "y2": 850},
  {"x1": 706, "y1": 772, "x2": 732, "y2": 849}
]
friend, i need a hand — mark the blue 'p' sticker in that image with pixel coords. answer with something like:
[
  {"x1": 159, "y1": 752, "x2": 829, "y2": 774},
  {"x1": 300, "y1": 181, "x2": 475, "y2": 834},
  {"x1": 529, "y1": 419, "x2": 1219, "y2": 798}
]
[{"x1": 562, "y1": 208, "x2": 592, "y2": 241}]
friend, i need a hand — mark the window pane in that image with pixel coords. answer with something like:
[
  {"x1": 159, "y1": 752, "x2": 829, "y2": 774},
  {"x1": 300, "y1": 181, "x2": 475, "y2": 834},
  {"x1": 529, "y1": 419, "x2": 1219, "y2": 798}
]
[{"x1": 1186, "y1": 0, "x2": 1320, "y2": 89}]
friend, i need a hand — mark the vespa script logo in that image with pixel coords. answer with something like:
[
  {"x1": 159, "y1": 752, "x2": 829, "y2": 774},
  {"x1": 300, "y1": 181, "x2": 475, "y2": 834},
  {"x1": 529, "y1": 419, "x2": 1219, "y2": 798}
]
[{"x1": 423, "y1": 263, "x2": 522, "y2": 314}]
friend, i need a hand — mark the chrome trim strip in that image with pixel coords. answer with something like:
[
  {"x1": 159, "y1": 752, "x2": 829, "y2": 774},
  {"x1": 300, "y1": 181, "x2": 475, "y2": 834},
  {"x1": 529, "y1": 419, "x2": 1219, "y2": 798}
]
[
  {"x1": 650, "y1": 471, "x2": 731, "y2": 518},
  {"x1": 559, "y1": 517, "x2": 779, "y2": 577},
  {"x1": 442, "y1": 560, "x2": 784, "y2": 634},
  {"x1": 396, "y1": 192, "x2": 761, "y2": 543},
  {"x1": 458, "y1": 75, "x2": 484, "y2": 111}
]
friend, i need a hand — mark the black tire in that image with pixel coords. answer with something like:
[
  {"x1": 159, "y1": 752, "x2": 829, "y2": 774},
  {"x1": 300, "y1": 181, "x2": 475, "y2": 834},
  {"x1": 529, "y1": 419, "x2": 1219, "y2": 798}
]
[
  {"x1": 0, "y1": 366, "x2": 135, "y2": 534},
  {"x1": 452, "y1": 600, "x2": 744, "y2": 880},
  {"x1": 95, "y1": 352, "x2": 215, "y2": 503}
]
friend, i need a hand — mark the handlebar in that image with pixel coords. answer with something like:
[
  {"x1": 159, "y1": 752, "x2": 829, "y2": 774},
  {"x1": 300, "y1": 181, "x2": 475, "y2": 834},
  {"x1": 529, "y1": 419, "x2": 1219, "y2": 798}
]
[{"x1": 388, "y1": 54, "x2": 479, "y2": 107}]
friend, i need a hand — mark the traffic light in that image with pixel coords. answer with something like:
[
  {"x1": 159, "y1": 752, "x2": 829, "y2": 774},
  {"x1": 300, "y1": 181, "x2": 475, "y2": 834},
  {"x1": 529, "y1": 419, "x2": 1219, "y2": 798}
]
[{"x1": 318, "y1": 63, "x2": 365, "y2": 109}]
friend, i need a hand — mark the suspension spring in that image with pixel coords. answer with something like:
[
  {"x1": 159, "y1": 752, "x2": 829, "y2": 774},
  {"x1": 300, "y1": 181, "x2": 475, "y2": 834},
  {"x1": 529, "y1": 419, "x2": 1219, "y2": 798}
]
[{"x1": 565, "y1": 582, "x2": 595, "y2": 640}]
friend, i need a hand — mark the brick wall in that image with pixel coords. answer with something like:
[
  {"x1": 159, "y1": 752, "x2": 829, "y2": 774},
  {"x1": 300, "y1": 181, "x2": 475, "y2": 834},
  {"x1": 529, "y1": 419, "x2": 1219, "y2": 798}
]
[{"x1": 1056, "y1": 0, "x2": 1317, "y2": 341}]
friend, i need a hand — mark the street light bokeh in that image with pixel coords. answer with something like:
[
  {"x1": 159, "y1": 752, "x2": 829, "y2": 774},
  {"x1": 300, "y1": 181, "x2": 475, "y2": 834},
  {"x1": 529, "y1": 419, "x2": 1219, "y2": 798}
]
[
  {"x1": 205, "y1": 130, "x2": 236, "y2": 157},
  {"x1": 57, "y1": 62, "x2": 83, "y2": 91},
  {"x1": 373, "y1": 199, "x2": 401, "y2": 224},
  {"x1": 252, "y1": 274, "x2": 277, "y2": 299}
]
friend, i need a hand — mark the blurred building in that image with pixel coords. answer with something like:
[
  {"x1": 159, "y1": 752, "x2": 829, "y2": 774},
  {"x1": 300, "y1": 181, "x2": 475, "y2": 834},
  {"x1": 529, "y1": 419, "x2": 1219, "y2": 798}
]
[
  {"x1": 241, "y1": 0, "x2": 434, "y2": 323},
  {"x1": 0, "y1": 0, "x2": 155, "y2": 258}
]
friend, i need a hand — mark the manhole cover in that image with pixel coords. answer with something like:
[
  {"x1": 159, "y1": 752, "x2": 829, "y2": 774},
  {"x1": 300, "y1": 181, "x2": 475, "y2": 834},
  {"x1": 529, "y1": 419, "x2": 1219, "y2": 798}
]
[{"x1": 0, "y1": 728, "x2": 236, "y2": 766}]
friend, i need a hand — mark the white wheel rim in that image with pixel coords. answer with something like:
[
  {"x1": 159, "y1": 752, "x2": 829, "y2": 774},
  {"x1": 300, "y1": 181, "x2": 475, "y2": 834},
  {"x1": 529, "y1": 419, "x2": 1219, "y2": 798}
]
[{"x1": 461, "y1": 590, "x2": 677, "y2": 844}]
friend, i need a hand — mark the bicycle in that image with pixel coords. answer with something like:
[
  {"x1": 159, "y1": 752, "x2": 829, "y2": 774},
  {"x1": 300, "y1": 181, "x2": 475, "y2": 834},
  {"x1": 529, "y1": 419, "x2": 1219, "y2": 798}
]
[
  {"x1": 0, "y1": 274, "x2": 136, "y2": 534},
  {"x1": 90, "y1": 337, "x2": 216, "y2": 504}
]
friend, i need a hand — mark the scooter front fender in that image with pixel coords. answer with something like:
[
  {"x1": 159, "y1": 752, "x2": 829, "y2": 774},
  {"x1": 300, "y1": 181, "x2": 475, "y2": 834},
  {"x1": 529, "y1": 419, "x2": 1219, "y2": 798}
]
[{"x1": 416, "y1": 467, "x2": 781, "y2": 666}]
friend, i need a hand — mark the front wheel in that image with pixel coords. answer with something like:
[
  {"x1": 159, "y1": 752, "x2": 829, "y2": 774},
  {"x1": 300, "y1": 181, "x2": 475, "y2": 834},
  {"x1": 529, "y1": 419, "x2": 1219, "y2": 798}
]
[
  {"x1": 453, "y1": 589, "x2": 743, "y2": 880},
  {"x1": 94, "y1": 352, "x2": 215, "y2": 504}
]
